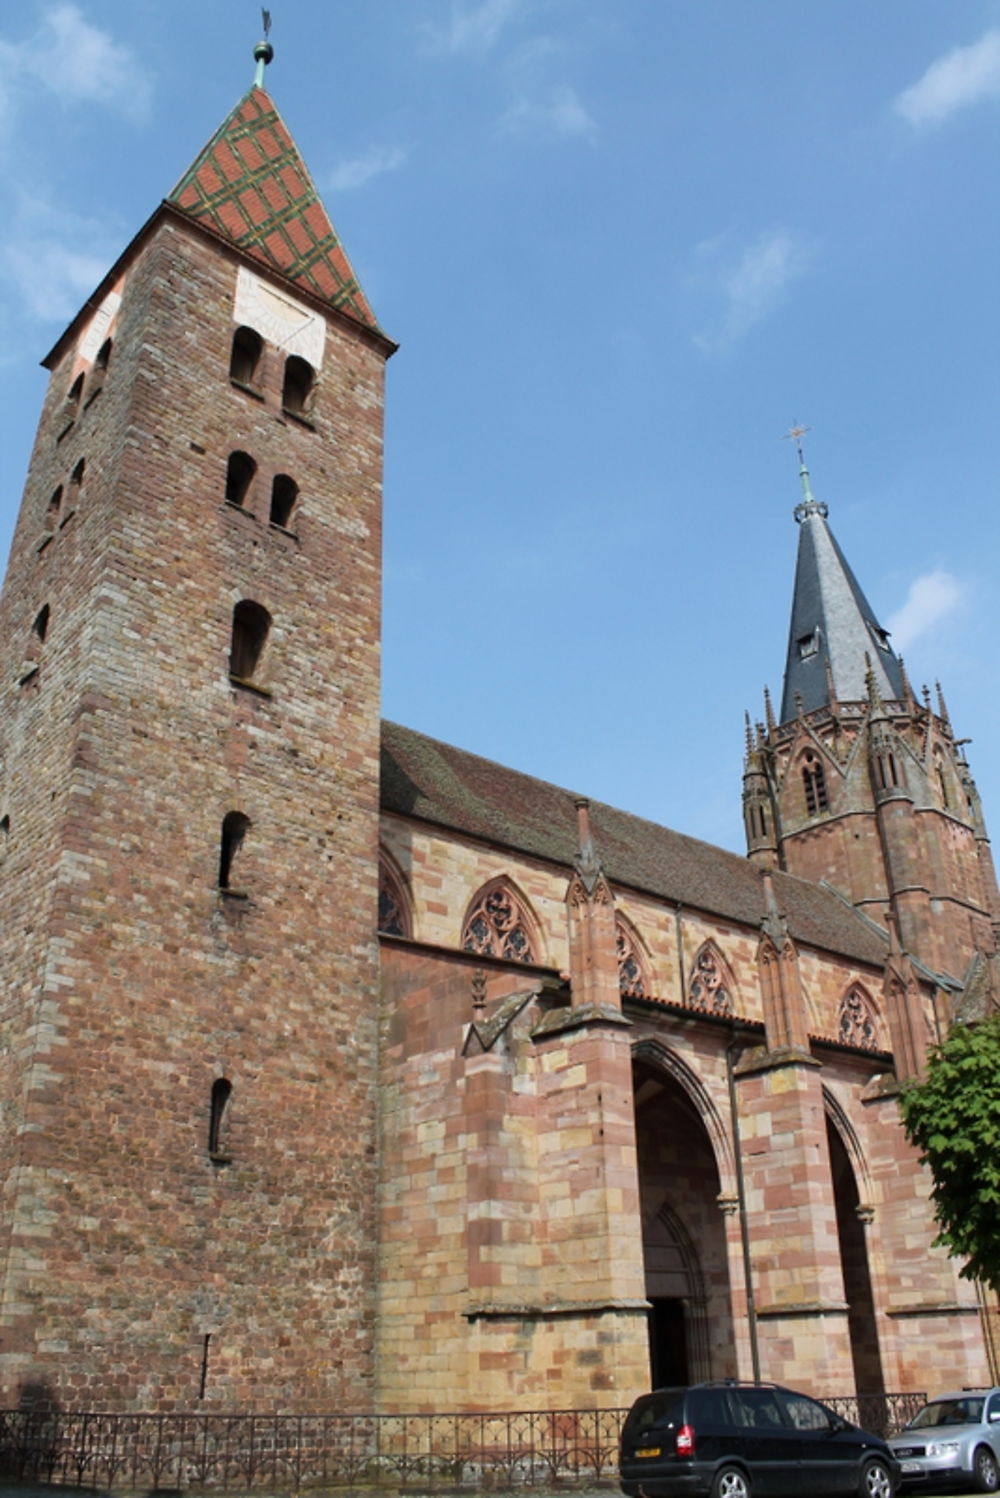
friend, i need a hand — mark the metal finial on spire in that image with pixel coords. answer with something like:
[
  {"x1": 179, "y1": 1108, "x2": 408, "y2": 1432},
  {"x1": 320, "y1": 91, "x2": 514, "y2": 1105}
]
[
  {"x1": 784, "y1": 419, "x2": 828, "y2": 523},
  {"x1": 253, "y1": 10, "x2": 274, "y2": 88}
]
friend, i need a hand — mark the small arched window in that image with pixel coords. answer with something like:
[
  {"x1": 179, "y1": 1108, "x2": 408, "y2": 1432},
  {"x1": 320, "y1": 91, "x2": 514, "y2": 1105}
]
[
  {"x1": 66, "y1": 372, "x2": 84, "y2": 410},
  {"x1": 33, "y1": 605, "x2": 50, "y2": 643},
  {"x1": 208, "y1": 1078, "x2": 232, "y2": 1158},
  {"x1": 46, "y1": 486, "x2": 63, "y2": 522},
  {"x1": 229, "y1": 600, "x2": 271, "y2": 683},
  {"x1": 218, "y1": 811, "x2": 250, "y2": 892},
  {"x1": 225, "y1": 451, "x2": 257, "y2": 509},
  {"x1": 0, "y1": 815, "x2": 9, "y2": 866},
  {"x1": 282, "y1": 355, "x2": 315, "y2": 418},
  {"x1": 270, "y1": 474, "x2": 298, "y2": 530},
  {"x1": 230, "y1": 326, "x2": 263, "y2": 387},
  {"x1": 461, "y1": 880, "x2": 537, "y2": 963},
  {"x1": 802, "y1": 753, "x2": 829, "y2": 815},
  {"x1": 86, "y1": 339, "x2": 113, "y2": 403}
]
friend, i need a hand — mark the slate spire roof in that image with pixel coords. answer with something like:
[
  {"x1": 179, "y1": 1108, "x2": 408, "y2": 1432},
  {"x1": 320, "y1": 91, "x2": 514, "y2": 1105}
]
[
  {"x1": 167, "y1": 75, "x2": 379, "y2": 331},
  {"x1": 780, "y1": 459, "x2": 905, "y2": 721}
]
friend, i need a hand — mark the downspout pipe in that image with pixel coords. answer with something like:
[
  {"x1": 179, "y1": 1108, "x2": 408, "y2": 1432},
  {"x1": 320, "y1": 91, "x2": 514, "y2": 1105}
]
[{"x1": 727, "y1": 1029, "x2": 761, "y2": 1383}]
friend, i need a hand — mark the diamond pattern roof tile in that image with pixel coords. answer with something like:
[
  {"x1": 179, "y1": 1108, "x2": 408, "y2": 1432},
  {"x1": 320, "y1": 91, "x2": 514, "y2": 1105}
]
[{"x1": 167, "y1": 86, "x2": 379, "y2": 331}]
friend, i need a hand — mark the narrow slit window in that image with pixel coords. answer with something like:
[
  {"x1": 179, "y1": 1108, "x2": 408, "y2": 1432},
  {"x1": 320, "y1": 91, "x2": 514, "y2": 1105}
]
[
  {"x1": 67, "y1": 459, "x2": 85, "y2": 507},
  {"x1": 282, "y1": 356, "x2": 314, "y2": 418},
  {"x1": 218, "y1": 811, "x2": 250, "y2": 891},
  {"x1": 269, "y1": 474, "x2": 298, "y2": 529},
  {"x1": 86, "y1": 339, "x2": 113, "y2": 402},
  {"x1": 225, "y1": 451, "x2": 256, "y2": 508},
  {"x1": 66, "y1": 372, "x2": 84, "y2": 410},
  {"x1": 229, "y1": 600, "x2": 271, "y2": 682},
  {"x1": 208, "y1": 1078, "x2": 232, "y2": 1157},
  {"x1": 33, "y1": 605, "x2": 50, "y2": 643},
  {"x1": 46, "y1": 486, "x2": 63, "y2": 522},
  {"x1": 803, "y1": 755, "x2": 828, "y2": 815},
  {"x1": 230, "y1": 326, "x2": 263, "y2": 386}
]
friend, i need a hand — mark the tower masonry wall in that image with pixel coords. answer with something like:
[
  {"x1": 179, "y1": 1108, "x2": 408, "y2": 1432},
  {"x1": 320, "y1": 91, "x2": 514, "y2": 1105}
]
[{"x1": 0, "y1": 216, "x2": 387, "y2": 1411}]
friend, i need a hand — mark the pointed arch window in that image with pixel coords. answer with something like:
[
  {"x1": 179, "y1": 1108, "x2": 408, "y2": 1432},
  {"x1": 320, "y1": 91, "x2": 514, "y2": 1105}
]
[
  {"x1": 688, "y1": 943, "x2": 732, "y2": 1015},
  {"x1": 33, "y1": 605, "x2": 50, "y2": 644},
  {"x1": 225, "y1": 451, "x2": 257, "y2": 509},
  {"x1": 378, "y1": 854, "x2": 411, "y2": 938},
  {"x1": 66, "y1": 372, "x2": 84, "y2": 411},
  {"x1": 802, "y1": 752, "x2": 828, "y2": 815},
  {"x1": 46, "y1": 485, "x2": 63, "y2": 523},
  {"x1": 874, "y1": 749, "x2": 901, "y2": 791},
  {"x1": 67, "y1": 458, "x2": 85, "y2": 509},
  {"x1": 462, "y1": 880, "x2": 536, "y2": 963},
  {"x1": 86, "y1": 338, "x2": 113, "y2": 403},
  {"x1": 269, "y1": 474, "x2": 298, "y2": 530},
  {"x1": 229, "y1": 601, "x2": 271, "y2": 684},
  {"x1": 617, "y1": 917, "x2": 650, "y2": 1000},
  {"x1": 838, "y1": 985, "x2": 880, "y2": 1051},
  {"x1": 230, "y1": 326, "x2": 263, "y2": 387},
  {"x1": 282, "y1": 355, "x2": 315, "y2": 419}
]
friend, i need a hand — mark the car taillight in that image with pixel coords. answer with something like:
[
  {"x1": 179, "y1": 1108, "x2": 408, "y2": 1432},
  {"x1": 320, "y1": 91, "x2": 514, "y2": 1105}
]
[{"x1": 676, "y1": 1424, "x2": 695, "y2": 1457}]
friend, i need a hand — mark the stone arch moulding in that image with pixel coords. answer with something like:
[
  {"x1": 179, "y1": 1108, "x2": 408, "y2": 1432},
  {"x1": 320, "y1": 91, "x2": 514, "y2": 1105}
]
[
  {"x1": 631, "y1": 1037, "x2": 737, "y2": 1197},
  {"x1": 378, "y1": 848, "x2": 412, "y2": 938},
  {"x1": 837, "y1": 982, "x2": 885, "y2": 1053},
  {"x1": 460, "y1": 876, "x2": 544, "y2": 966},
  {"x1": 687, "y1": 940, "x2": 738, "y2": 1017},
  {"x1": 616, "y1": 912, "x2": 652, "y2": 1000},
  {"x1": 822, "y1": 1084, "x2": 875, "y2": 1212}
]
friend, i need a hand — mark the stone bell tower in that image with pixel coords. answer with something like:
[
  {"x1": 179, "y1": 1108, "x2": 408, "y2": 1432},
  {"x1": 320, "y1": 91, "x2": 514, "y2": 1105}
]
[
  {"x1": 0, "y1": 37, "x2": 394, "y2": 1410},
  {"x1": 743, "y1": 440, "x2": 998, "y2": 1004}
]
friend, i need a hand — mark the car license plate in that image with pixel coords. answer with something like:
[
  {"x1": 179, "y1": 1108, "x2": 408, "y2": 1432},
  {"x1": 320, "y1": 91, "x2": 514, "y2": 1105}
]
[
  {"x1": 901, "y1": 1462, "x2": 921, "y2": 1473},
  {"x1": 636, "y1": 1448, "x2": 661, "y2": 1458}
]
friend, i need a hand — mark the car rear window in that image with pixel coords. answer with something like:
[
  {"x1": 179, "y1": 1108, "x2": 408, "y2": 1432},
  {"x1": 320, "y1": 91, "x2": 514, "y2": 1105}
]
[{"x1": 625, "y1": 1392, "x2": 684, "y2": 1437}]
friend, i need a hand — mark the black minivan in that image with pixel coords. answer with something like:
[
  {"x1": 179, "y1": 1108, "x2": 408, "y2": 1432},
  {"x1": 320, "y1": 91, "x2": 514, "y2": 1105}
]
[{"x1": 619, "y1": 1381, "x2": 899, "y2": 1498}]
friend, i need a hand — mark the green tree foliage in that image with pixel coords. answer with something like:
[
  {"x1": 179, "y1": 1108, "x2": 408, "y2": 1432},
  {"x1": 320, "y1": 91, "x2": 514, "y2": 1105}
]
[{"x1": 899, "y1": 1014, "x2": 1000, "y2": 1292}]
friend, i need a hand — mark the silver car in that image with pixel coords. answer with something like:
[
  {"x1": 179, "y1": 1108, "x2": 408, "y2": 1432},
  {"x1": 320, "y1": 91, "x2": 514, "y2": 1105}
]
[{"x1": 888, "y1": 1389, "x2": 1000, "y2": 1492}]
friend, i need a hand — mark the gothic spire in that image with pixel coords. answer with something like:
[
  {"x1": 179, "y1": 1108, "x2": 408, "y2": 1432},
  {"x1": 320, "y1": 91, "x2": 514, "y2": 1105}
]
[{"x1": 779, "y1": 441, "x2": 905, "y2": 722}]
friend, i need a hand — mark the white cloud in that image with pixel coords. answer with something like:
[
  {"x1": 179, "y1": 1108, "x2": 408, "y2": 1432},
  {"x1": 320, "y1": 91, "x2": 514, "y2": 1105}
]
[
  {"x1": 693, "y1": 229, "x2": 810, "y2": 352},
  {"x1": 496, "y1": 84, "x2": 597, "y2": 141},
  {"x1": 894, "y1": 29, "x2": 1000, "y2": 129},
  {"x1": 327, "y1": 145, "x2": 409, "y2": 193},
  {"x1": 886, "y1": 570, "x2": 965, "y2": 651},
  {"x1": 3, "y1": 236, "x2": 109, "y2": 323},
  {"x1": 421, "y1": 0, "x2": 525, "y2": 58},
  {"x1": 0, "y1": 4, "x2": 151, "y2": 127}
]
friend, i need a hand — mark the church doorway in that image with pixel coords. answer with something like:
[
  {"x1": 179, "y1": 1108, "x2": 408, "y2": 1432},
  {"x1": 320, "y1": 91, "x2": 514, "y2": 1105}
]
[
  {"x1": 827, "y1": 1117, "x2": 884, "y2": 1395},
  {"x1": 633, "y1": 1053, "x2": 735, "y2": 1384}
]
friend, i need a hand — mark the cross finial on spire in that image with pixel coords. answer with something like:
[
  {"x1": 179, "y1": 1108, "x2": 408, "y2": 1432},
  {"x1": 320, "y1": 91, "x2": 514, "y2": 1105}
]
[
  {"x1": 785, "y1": 419, "x2": 828, "y2": 522},
  {"x1": 253, "y1": 10, "x2": 274, "y2": 87}
]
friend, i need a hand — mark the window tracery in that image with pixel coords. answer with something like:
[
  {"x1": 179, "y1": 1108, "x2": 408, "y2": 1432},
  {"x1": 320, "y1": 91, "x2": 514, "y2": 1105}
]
[
  {"x1": 802, "y1": 752, "x2": 829, "y2": 815},
  {"x1": 616, "y1": 918, "x2": 649, "y2": 999},
  {"x1": 378, "y1": 856, "x2": 410, "y2": 938},
  {"x1": 688, "y1": 944, "x2": 731, "y2": 1014},
  {"x1": 462, "y1": 882, "x2": 535, "y2": 963},
  {"x1": 838, "y1": 986, "x2": 879, "y2": 1051}
]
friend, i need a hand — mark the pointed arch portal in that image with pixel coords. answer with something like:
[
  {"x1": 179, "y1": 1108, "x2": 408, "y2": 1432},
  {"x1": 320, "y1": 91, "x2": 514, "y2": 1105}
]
[{"x1": 633, "y1": 1051, "x2": 736, "y2": 1387}]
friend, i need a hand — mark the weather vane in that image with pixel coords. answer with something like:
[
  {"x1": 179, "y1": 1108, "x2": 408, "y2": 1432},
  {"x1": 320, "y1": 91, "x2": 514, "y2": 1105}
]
[
  {"x1": 262, "y1": 9, "x2": 272, "y2": 37},
  {"x1": 783, "y1": 421, "x2": 811, "y2": 467}
]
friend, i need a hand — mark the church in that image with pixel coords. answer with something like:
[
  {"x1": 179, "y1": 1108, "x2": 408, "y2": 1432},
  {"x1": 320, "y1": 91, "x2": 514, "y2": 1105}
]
[{"x1": 0, "y1": 41, "x2": 997, "y2": 1416}]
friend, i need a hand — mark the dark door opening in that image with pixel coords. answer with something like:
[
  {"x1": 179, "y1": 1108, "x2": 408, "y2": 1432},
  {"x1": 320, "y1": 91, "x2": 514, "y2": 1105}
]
[{"x1": 648, "y1": 1298, "x2": 688, "y2": 1388}]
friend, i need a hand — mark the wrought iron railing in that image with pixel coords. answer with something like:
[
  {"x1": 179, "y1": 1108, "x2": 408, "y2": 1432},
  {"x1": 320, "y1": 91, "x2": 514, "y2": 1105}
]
[{"x1": 0, "y1": 1393, "x2": 925, "y2": 1491}]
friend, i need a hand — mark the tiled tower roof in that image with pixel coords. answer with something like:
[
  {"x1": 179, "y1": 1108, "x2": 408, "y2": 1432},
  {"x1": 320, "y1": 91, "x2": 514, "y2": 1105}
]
[
  {"x1": 780, "y1": 462, "x2": 905, "y2": 720},
  {"x1": 167, "y1": 86, "x2": 379, "y2": 331}
]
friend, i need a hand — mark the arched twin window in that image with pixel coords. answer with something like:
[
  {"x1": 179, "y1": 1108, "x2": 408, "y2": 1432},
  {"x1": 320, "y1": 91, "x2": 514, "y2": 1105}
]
[
  {"x1": 230, "y1": 326, "x2": 263, "y2": 387},
  {"x1": 282, "y1": 356, "x2": 315, "y2": 418}
]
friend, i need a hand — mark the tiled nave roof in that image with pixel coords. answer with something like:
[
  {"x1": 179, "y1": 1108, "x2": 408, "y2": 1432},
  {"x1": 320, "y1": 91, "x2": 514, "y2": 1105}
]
[{"x1": 380, "y1": 720, "x2": 890, "y2": 970}]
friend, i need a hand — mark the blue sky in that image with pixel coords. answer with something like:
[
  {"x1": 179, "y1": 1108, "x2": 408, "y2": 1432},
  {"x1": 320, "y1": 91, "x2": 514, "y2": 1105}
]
[{"x1": 0, "y1": 2, "x2": 997, "y2": 854}]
